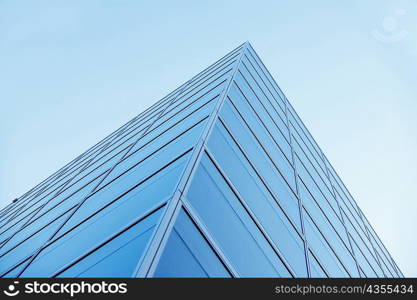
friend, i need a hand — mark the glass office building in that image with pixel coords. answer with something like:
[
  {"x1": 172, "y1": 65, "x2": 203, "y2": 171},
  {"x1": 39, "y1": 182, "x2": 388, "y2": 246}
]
[{"x1": 0, "y1": 42, "x2": 402, "y2": 278}]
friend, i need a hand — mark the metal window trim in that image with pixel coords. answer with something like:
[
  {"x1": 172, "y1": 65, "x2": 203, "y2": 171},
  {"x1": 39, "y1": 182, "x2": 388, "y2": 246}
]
[
  {"x1": 203, "y1": 149, "x2": 299, "y2": 277},
  {"x1": 303, "y1": 212, "x2": 351, "y2": 277},
  {"x1": 298, "y1": 176, "x2": 353, "y2": 255},
  {"x1": 239, "y1": 57, "x2": 288, "y2": 126},
  {"x1": 302, "y1": 207, "x2": 356, "y2": 277},
  {"x1": 16, "y1": 73, "x2": 193, "y2": 277},
  {"x1": 245, "y1": 45, "x2": 287, "y2": 113},
  {"x1": 214, "y1": 117, "x2": 302, "y2": 236},
  {"x1": 235, "y1": 68, "x2": 291, "y2": 143},
  {"x1": 228, "y1": 80, "x2": 293, "y2": 164},
  {"x1": 52, "y1": 201, "x2": 168, "y2": 278},
  {"x1": 144, "y1": 199, "x2": 237, "y2": 278},
  {"x1": 222, "y1": 93, "x2": 294, "y2": 182},
  {"x1": 242, "y1": 52, "x2": 287, "y2": 117},
  {"x1": 135, "y1": 42, "x2": 248, "y2": 278}
]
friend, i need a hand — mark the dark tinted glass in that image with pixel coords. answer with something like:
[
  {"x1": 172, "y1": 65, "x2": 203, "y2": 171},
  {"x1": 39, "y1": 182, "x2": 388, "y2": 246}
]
[{"x1": 153, "y1": 209, "x2": 230, "y2": 278}]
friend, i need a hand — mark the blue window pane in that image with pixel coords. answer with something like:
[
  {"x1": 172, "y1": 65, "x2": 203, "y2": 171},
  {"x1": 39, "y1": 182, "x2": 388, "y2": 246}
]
[
  {"x1": 303, "y1": 208, "x2": 358, "y2": 277},
  {"x1": 299, "y1": 178, "x2": 350, "y2": 249},
  {"x1": 0, "y1": 206, "x2": 13, "y2": 222},
  {"x1": 287, "y1": 106, "x2": 324, "y2": 166},
  {"x1": 186, "y1": 154, "x2": 291, "y2": 277},
  {"x1": 245, "y1": 47, "x2": 287, "y2": 112},
  {"x1": 0, "y1": 207, "x2": 75, "y2": 274},
  {"x1": 220, "y1": 100, "x2": 299, "y2": 222},
  {"x1": 340, "y1": 201, "x2": 373, "y2": 254},
  {"x1": 20, "y1": 154, "x2": 189, "y2": 277},
  {"x1": 350, "y1": 234, "x2": 377, "y2": 278},
  {"x1": 304, "y1": 212, "x2": 349, "y2": 277},
  {"x1": 178, "y1": 45, "x2": 240, "y2": 98},
  {"x1": 324, "y1": 155, "x2": 363, "y2": 217},
  {"x1": 102, "y1": 122, "x2": 141, "y2": 149},
  {"x1": 296, "y1": 155, "x2": 340, "y2": 220},
  {"x1": 106, "y1": 114, "x2": 207, "y2": 189},
  {"x1": 97, "y1": 125, "x2": 146, "y2": 160},
  {"x1": 364, "y1": 225, "x2": 396, "y2": 277},
  {"x1": 16, "y1": 177, "x2": 69, "y2": 211},
  {"x1": 290, "y1": 122, "x2": 326, "y2": 173},
  {"x1": 63, "y1": 145, "x2": 129, "y2": 191},
  {"x1": 241, "y1": 54, "x2": 286, "y2": 117},
  {"x1": 207, "y1": 122, "x2": 306, "y2": 276},
  {"x1": 13, "y1": 148, "x2": 128, "y2": 233},
  {"x1": 341, "y1": 209, "x2": 384, "y2": 277},
  {"x1": 374, "y1": 251, "x2": 393, "y2": 278},
  {"x1": 23, "y1": 154, "x2": 99, "y2": 207},
  {"x1": 63, "y1": 118, "x2": 205, "y2": 228},
  {"x1": 2, "y1": 260, "x2": 28, "y2": 278},
  {"x1": 184, "y1": 45, "x2": 241, "y2": 91},
  {"x1": 154, "y1": 209, "x2": 230, "y2": 278},
  {"x1": 133, "y1": 86, "x2": 180, "y2": 123},
  {"x1": 333, "y1": 186, "x2": 365, "y2": 234},
  {"x1": 155, "y1": 230, "x2": 207, "y2": 277},
  {"x1": 360, "y1": 211, "x2": 398, "y2": 275},
  {"x1": 33, "y1": 149, "x2": 127, "y2": 217},
  {"x1": 0, "y1": 209, "x2": 39, "y2": 246},
  {"x1": 238, "y1": 57, "x2": 287, "y2": 127},
  {"x1": 154, "y1": 79, "x2": 224, "y2": 131},
  {"x1": 20, "y1": 208, "x2": 163, "y2": 277},
  {"x1": 0, "y1": 205, "x2": 25, "y2": 229},
  {"x1": 234, "y1": 71, "x2": 290, "y2": 143},
  {"x1": 0, "y1": 161, "x2": 84, "y2": 229},
  {"x1": 57, "y1": 151, "x2": 190, "y2": 239},
  {"x1": 291, "y1": 132, "x2": 333, "y2": 193},
  {"x1": 179, "y1": 50, "x2": 239, "y2": 97},
  {"x1": 0, "y1": 172, "x2": 107, "y2": 258},
  {"x1": 58, "y1": 209, "x2": 163, "y2": 278},
  {"x1": 2, "y1": 177, "x2": 72, "y2": 231},
  {"x1": 221, "y1": 98, "x2": 295, "y2": 191},
  {"x1": 152, "y1": 68, "x2": 230, "y2": 131},
  {"x1": 309, "y1": 252, "x2": 327, "y2": 278},
  {"x1": 239, "y1": 58, "x2": 288, "y2": 134},
  {"x1": 129, "y1": 96, "x2": 214, "y2": 157},
  {"x1": 227, "y1": 83, "x2": 292, "y2": 163}
]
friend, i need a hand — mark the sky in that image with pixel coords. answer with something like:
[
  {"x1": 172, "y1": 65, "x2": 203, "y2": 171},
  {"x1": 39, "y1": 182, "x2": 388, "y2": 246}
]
[{"x1": 0, "y1": 0, "x2": 416, "y2": 276}]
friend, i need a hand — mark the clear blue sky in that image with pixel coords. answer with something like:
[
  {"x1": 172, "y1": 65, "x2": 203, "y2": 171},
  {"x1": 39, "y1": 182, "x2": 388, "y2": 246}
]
[{"x1": 1, "y1": 0, "x2": 416, "y2": 276}]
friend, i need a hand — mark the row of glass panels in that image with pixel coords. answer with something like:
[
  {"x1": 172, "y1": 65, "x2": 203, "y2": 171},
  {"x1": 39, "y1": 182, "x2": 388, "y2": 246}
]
[
  {"x1": 1, "y1": 108, "x2": 208, "y2": 276},
  {"x1": 0, "y1": 43, "x2": 244, "y2": 223},
  {"x1": 237, "y1": 44, "x2": 401, "y2": 277},
  {"x1": 0, "y1": 43, "x2": 242, "y2": 231},
  {"x1": 0, "y1": 42, "x2": 401, "y2": 277},
  {"x1": 0, "y1": 75, "x2": 226, "y2": 242},
  {"x1": 0, "y1": 45, "x2": 242, "y2": 275}
]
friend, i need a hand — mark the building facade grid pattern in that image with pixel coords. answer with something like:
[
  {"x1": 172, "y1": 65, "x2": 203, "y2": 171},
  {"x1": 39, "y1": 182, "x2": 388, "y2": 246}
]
[{"x1": 0, "y1": 42, "x2": 403, "y2": 278}]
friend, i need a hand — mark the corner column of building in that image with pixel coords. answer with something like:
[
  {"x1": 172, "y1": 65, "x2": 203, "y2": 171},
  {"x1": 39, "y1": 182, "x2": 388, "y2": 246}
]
[{"x1": 135, "y1": 42, "x2": 249, "y2": 278}]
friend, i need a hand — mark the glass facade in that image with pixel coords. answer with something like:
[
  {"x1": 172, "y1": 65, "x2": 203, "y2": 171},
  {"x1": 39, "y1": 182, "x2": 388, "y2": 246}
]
[{"x1": 0, "y1": 42, "x2": 403, "y2": 278}]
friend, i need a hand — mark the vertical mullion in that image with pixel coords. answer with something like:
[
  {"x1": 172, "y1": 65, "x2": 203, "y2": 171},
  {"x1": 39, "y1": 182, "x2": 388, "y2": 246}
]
[
  {"x1": 282, "y1": 97, "x2": 311, "y2": 278},
  {"x1": 135, "y1": 43, "x2": 248, "y2": 278},
  {"x1": 0, "y1": 132, "x2": 130, "y2": 253},
  {"x1": 15, "y1": 79, "x2": 190, "y2": 278},
  {"x1": 320, "y1": 149, "x2": 362, "y2": 277},
  {"x1": 245, "y1": 43, "x2": 311, "y2": 278},
  {"x1": 322, "y1": 152, "x2": 392, "y2": 277},
  {"x1": 0, "y1": 157, "x2": 94, "y2": 252}
]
